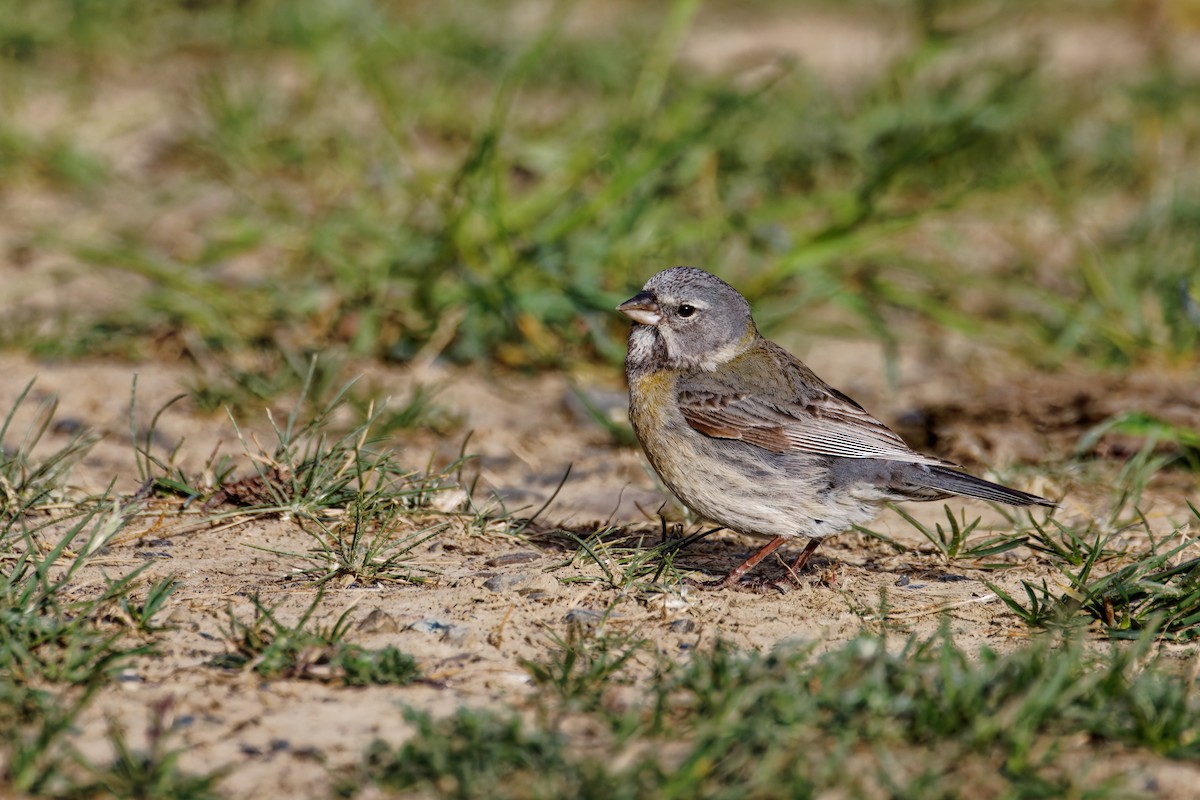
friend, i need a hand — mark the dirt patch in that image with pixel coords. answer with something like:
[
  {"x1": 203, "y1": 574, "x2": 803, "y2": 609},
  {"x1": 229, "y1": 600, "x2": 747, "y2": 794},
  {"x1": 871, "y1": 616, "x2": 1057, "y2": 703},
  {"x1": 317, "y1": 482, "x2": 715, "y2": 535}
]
[
  {"x1": 896, "y1": 367, "x2": 1200, "y2": 467},
  {"x1": 5, "y1": 349, "x2": 1199, "y2": 797}
]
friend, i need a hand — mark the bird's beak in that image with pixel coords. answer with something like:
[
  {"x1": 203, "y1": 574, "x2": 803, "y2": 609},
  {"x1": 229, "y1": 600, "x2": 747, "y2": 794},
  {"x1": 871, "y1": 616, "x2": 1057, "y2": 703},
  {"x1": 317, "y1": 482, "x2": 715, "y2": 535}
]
[{"x1": 617, "y1": 291, "x2": 663, "y2": 326}]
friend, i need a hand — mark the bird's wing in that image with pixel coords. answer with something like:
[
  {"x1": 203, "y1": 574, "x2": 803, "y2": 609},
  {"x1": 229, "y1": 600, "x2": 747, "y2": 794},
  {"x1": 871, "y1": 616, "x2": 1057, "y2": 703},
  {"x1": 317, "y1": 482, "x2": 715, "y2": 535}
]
[{"x1": 678, "y1": 386, "x2": 955, "y2": 467}]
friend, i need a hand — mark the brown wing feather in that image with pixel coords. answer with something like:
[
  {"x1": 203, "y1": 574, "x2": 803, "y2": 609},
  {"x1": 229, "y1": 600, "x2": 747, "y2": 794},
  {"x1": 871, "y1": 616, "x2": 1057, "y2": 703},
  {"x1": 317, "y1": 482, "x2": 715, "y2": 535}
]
[
  {"x1": 677, "y1": 342, "x2": 956, "y2": 467},
  {"x1": 679, "y1": 402, "x2": 792, "y2": 452}
]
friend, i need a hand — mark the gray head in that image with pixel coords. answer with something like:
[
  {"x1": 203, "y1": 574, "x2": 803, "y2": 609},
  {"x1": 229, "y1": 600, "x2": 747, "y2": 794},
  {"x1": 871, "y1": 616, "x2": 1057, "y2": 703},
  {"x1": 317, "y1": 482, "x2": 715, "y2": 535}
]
[{"x1": 618, "y1": 267, "x2": 757, "y2": 372}]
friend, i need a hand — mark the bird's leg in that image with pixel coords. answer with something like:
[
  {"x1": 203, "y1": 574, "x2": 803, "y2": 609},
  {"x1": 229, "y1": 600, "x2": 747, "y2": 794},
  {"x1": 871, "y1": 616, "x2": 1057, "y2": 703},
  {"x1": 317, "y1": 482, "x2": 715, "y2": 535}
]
[
  {"x1": 782, "y1": 538, "x2": 822, "y2": 585},
  {"x1": 713, "y1": 535, "x2": 787, "y2": 589}
]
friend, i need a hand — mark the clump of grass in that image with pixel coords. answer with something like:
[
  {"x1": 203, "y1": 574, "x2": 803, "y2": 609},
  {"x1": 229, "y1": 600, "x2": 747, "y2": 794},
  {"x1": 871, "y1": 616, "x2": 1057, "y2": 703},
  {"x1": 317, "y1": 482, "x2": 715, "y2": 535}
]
[
  {"x1": 8, "y1": 1, "x2": 1200, "y2": 373},
  {"x1": 990, "y1": 504, "x2": 1200, "y2": 639},
  {"x1": 2, "y1": 507, "x2": 149, "y2": 686},
  {"x1": 268, "y1": 496, "x2": 446, "y2": 586},
  {"x1": 889, "y1": 503, "x2": 1031, "y2": 564},
  {"x1": 346, "y1": 627, "x2": 1197, "y2": 798},
  {"x1": 0, "y1": 501, "x2": 181, "y2": 794},
  {"x1": 125, "y1": 363, "x2": 470, "y2": 588},
  {"x1": 0, "y1": 120, "x2": 107, "y2": 190},
  {"x1": 196, "y1": 367, "x2": 468, "y2": 584},
  {"x1": 210, "y1": 369, "x2": 463, "y2": 522},
  {"x1": 552, "y1": 521, "x2": 726, "y2": 591},
  {"x1": 870, "y1": 492, "x2": 1200, "y2": 640},
  {"x1": 211, "y1": 590, "x2": 420, "y2": 686},
  {"x1": 554, "y1": 527, "x2": 666, "y2": 591},
  {"x1": 523, "y1": 617, "x2": 647, "y2": 715},
  {"x1": 69, "y1": 700, "x2": 225, "y2": 800},
  {"x1": 346, "y1": 708, "x2": 590, "y2": 800},
  {"x1": 114, "y1": 577, "x2": 179, "y2": 636},
  {"x1": 127, "y1": 378, "x2": 237, "y2": 505},
  {"x1": 0, "y1": 682, "x2": 82, "y2": 796},
  {"x1": 0, "y1": 378, "x2": 100, "y2": 520},
  {"x1": 1021, "y1": 516, "x2": 1128, "y2": 566}
]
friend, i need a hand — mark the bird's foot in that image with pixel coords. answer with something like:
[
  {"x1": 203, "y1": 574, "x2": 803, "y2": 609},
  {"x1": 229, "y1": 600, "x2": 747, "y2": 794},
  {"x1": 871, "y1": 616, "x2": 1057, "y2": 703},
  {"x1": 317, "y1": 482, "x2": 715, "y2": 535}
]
[
  {"x1": 685, "y1": 574, "x2": 792, "y2": 594},
  {"x1": 683, "y1": 575, "x2": 734, "y2": 591}
]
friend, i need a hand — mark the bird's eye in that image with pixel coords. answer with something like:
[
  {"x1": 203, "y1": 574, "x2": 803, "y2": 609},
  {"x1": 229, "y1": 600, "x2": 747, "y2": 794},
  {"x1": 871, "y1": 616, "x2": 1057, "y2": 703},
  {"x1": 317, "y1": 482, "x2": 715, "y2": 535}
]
[{"x1": 678, "y1": 304, "x2": 697, "y2": 318}]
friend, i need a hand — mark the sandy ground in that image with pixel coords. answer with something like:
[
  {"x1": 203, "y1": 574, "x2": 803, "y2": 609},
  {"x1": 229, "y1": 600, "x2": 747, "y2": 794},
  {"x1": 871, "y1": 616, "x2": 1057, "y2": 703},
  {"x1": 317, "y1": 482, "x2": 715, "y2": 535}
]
[{"x1": 3, "y1": 348, "x2": 1200, "y2": 797}]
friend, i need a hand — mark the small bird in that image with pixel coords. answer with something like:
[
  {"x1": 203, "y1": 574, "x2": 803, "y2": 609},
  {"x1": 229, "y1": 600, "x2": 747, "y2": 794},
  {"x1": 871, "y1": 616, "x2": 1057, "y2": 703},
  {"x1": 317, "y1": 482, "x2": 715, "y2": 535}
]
[{"x1": 618, "y1": 267, "x2": 1055, "y2": 589}]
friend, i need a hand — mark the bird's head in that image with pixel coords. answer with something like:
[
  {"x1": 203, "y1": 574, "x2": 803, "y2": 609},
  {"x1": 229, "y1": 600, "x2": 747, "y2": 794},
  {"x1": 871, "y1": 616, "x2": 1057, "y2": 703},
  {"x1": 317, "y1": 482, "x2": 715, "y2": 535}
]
[{"x1": 618, "y1": 267, "x2": 757, "y2": 372}]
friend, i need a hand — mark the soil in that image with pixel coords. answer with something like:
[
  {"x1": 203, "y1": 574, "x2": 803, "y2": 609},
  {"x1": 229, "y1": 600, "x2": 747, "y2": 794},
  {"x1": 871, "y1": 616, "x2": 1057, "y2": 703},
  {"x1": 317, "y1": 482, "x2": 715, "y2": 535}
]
[{"x1": 4, "y1": 344, "x2": 1200, "y2": 798}]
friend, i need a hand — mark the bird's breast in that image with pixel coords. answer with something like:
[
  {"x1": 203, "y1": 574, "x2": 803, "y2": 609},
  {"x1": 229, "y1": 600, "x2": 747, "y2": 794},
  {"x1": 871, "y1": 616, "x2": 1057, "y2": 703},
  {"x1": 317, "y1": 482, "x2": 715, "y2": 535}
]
[{"x1": 628, "y1": 368, "x2": 678, "y2": 438}]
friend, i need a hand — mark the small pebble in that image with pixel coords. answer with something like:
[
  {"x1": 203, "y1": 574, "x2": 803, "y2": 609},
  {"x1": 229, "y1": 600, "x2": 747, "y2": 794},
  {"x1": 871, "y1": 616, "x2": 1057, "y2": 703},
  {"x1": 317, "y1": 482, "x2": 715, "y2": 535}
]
[
  {"x1": 565, "y1": 608, "x2": 604, "y2": 627},
  {"x1": 52, "y1": 418, "x2": 85, "y2": 435},
  {"x1": 483, "y1": 573, "x2": 531, "y2": 592},
  {"x1": 668, "y1": 619, "x2": 696, "y2": 634},
  {"x1": 484, "y1": 573, "x2": 558, "y2": 595},
  {"x1": 444, "y1": 624, "x2": 476, "y2": 645},
  {"x1": 411, "y1": 619, "x2": 451, "y2": 635},
  {"x1": 516, "y1": 575, "x2": 558, "y2": 596},
  {"x1": 485, "y1": 552, "x2": 540, "y2": 567},
  {"x1": 357, "y1": 608, "x2": 400, "y2": 634}
]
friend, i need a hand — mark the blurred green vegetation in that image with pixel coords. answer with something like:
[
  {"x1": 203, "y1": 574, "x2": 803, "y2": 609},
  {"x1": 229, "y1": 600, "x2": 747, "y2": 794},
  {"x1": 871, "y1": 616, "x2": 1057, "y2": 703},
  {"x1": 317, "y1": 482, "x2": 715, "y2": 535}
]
[
  {"x1": 348, "y1": 627, "x2": 1199, "y2": 798},
  {"x1": 1, "y1": 0, "x2": 1199, "y2": 376}
]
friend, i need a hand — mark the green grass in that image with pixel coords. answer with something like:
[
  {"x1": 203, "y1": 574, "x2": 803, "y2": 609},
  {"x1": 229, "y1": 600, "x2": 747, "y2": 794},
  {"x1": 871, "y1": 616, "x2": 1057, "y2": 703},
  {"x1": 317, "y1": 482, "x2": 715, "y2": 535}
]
[
  {"x1": 4, "y1": 376, "x2": 1196, "y2": 797},
  {"x1": 2, "y1": 0, "x2": 1199, "y2": 376},
  {"x1": 0, "y1": 367, "x2": 437, "y2": 794},
  {"x1": 199, "y1": 368, "x2": 470, "y2": 583},
  {"x1": 523, "y1": 615, "x2": 648, "y2": 714},
  {"x1": 0, "y1": 499, "x2": 206, "y2": 795},
  {"x1": 65, "y1": 705, "x2": 224, "y2": 800},
  {"x1": 1, "y1": 379, "x2": 100, "y2": 520},
  {"x1": 211, "y1": 590, "x2": 421, "y2": 686},
  {"x1": 886, "y1": 504, "x2": 1029, "y2": 563},
  {"x1": 563, "y1": 494, "x2": 1200, "y2": 646},
  {"x1": 990, "y1": 503, "x2": 1200, "y2": 639},
  {"x1": 551, "y1": 525, "x2": 707, "y2": 592},
  {"x1": 344, "y1": 625, "x2": 1196, "y2": 799}
]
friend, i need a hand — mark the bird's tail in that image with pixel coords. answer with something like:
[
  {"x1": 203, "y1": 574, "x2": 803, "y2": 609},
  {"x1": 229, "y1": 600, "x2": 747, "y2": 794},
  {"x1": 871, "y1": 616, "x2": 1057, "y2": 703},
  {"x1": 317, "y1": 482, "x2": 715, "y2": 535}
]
[{"x1": 925, "y1": 465, "x2": 1056, "y2": 508}]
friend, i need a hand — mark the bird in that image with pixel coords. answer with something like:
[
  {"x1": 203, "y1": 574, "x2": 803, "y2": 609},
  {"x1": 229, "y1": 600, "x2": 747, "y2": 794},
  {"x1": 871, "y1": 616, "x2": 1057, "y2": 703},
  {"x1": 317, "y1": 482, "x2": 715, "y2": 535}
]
[{"x1": 617, "y1": 266, "x2": 1056, "y2": 589}]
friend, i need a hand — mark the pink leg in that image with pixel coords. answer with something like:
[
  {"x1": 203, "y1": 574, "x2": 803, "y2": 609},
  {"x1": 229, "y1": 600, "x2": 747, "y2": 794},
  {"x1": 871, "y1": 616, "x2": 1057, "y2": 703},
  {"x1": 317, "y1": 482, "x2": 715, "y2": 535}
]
[
  {"x1": 715, "y1": 535, "x2": 787, "y2": 589},
  {"x1": 784, "y1": 538, "x2": 822, "y2": 583}
]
